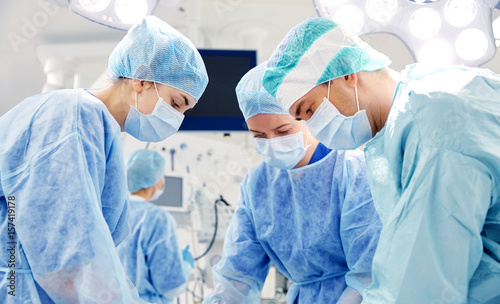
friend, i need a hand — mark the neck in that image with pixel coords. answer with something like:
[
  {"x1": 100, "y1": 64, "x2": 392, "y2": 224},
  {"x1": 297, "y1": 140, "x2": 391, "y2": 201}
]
[
  {"x1": 89, "y1": 84, "x2": 132, "y2": 130},
  {"x1": 360, "y1": 69, "x2": 400, "y2": 134},
  {"x1": 294, "y1": 132, "x2": 319, "y2": 168},
  {"x1": 132, "y1": 188, "x2": 152, "y2": 201}
]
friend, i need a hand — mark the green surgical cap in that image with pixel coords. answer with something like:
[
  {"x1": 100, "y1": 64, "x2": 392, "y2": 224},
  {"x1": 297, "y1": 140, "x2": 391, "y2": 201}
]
[{"x1": 263, "y1": 17, "x2": 391, "y2": 112}]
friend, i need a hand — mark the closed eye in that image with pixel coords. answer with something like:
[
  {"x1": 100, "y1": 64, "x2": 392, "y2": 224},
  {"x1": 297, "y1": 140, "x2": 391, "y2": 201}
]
[{"x1": 171, "y1": 100, "x2": 181, "y2": 108}]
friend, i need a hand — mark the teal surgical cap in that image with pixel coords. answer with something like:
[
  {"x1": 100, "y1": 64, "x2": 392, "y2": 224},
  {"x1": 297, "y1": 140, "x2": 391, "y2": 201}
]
[
  {"x1": 108, "y1": 16, "x2": 209, "y2": 101},
  {"x1": 126, "y1": 149, "x2": 166, "y2": 193},
  {"x1": 236, "y1": 63, "x2": 289, "y2": 120},
  {"x1": 263, "y1": 17, "x2": 391, "y2": 112}
]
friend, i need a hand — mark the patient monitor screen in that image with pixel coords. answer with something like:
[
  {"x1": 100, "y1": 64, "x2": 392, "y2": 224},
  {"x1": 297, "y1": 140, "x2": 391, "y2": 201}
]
[{"x1": 155, "y1": 176, "x2": 183, "y2": 208}]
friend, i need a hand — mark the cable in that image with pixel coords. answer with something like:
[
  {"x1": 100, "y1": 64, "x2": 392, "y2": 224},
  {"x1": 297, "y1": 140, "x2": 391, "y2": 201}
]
[
  {"x1": 194, "y1": 195, "x2": 229, "y2": 261},
  {"x1": 184, "y1": 266, "x2": 205, "y2": 301}
]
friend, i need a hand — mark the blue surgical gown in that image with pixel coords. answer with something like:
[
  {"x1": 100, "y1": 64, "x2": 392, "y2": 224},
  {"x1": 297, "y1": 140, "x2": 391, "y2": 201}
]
[
  {"x1": 203, "y1": 149, "x2": 382, "y2": 304},
  {"x1": 117, "y1": 196, "x2": 192, "y2": 304},
  {"x1": 0, "y1": 89, "x2": 148, "y2": 303},
  {"x1": 362, "y1": 64, "x2": 500, "y2": 304}
]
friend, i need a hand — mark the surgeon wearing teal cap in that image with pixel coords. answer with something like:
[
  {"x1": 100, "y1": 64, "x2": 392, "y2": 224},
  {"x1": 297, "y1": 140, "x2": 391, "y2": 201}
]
[
  {"x1": 202, "y1": 63, "x2": 382, "y2": 304},
  {"x1": 117, "y1": 149, "x2": 193, "y2": 304},
  {"x1": 0, "y1": 16, "x2": 207, "y2": 303},
  {"x1": 263, "y1": 17, "x2": 500, "y2": 304}
]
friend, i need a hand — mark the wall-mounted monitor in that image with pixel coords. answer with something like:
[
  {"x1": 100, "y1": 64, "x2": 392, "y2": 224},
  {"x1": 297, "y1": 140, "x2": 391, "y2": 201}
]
[
  {"x1": 153, "y1": 175, "x2": 187, "y2": 212},
  {"x1": 180, "y1": 49, "x2": 257, "y2": 131}
]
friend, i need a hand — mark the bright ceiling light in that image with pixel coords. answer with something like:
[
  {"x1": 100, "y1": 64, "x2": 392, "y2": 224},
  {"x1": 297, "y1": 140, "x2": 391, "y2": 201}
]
[
  {"x1": 79, "y1": 0, "x2": 111, "y2": 12},
  {"x1": 313, "y1": 0, "x2": 498, "y2": 66},
  {"x1": 68, "y1": 0, "x2": 159, "y2": 30},
  {"x1": 333, "y1": 5, "x2": 365, "y2": 34},
  {"x1": 409, "y1": 8, "x2": 442, "y2": 39},
  {"x1": 115, "y1": 0, "x2": 149, "y2": 24},
  {"x1": 455, "y1": 28, "x2": 489, "y2": 60},
  {"x1": 419, "y1": 39, "x2": 454, "y2": 65},
  {"x1": 409, "y1": 0, "x2": 440, "y2": 3},
  {"x1": 444, "y1": 0, "x2": 477, "y2": 27},
  {"x1": 366, "y1": 0, "x2": 398, "y2": 23}
]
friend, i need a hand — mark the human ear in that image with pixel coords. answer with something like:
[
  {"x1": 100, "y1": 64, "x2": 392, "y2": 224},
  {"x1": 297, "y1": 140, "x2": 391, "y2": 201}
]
[
  {"x1": 131, "y1": 79, "x2": 144, "y2": 93},
  {"x1": 343, "y1": 73, "x2": 358, "y2": 88}
]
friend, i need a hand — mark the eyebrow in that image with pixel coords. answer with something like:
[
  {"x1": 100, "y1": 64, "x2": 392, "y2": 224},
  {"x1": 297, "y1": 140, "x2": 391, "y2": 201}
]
[
  {"x1": 272, "y1": 123, "x2": 291, "y2": 131},
  {"x1": 249, "y1": 129, "x2": 264, "y2": 134},
  {"x1": 295, "y1": 100, "x2": 306, "y2": 117},
  {"x1": 181, "y1": 94, "x2": 190, "y2": 107}
]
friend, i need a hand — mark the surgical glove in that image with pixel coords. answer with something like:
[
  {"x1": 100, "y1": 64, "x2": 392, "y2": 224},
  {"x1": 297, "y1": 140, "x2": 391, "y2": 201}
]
[{"x1": 182, "y1": 245, "x2": 194, "y2": 267}]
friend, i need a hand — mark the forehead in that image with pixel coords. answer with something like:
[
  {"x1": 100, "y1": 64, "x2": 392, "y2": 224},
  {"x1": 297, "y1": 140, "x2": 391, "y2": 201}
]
[
  {"x1": 290, "y1": 84, "x2": 326, "y2": 111},
  {"x1": 246, "y1": 114, "x2": 298, "y2": 130},
  {"x1": 161, "y1": 85, "x2": 197, "y2": 105}
]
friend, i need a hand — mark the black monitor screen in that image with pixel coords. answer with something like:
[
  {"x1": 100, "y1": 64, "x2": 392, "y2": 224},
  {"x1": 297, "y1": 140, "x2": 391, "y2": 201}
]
[
  {"x1": 180, "y1": 49, "x2": 257, "y2": 131},
  {"x1": 154, "y1": 176, "x2": 183, "y2": 208}
]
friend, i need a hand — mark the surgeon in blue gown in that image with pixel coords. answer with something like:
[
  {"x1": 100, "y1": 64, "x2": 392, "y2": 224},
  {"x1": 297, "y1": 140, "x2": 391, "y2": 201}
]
[
  {"x1": 263, "y1": 17, "x2": 500, "y2": 304},
  {"x1": 117, "y1": 149, "x2": 194, "y2": 304},
  {"x1": 0, "y1": 16, "x2": 207, "y2": 303},
  {"x1": 202, "y1": 64, "x2": 381, "y2": 304}
]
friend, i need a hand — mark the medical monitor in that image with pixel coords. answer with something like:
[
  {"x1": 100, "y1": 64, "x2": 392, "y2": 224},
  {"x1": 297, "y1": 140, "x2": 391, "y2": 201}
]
[
  {"x1": 179, "y1": 49, "x2": 257, "y2": 131},
  {"x1": 153, "y1": 175, "x2": 187, "y2": 212}
]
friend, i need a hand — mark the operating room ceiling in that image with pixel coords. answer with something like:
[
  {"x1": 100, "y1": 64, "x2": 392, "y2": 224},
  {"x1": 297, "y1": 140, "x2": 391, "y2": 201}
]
[{"x1": 0, "y1": 0, "x2": 499, "y2": 117}]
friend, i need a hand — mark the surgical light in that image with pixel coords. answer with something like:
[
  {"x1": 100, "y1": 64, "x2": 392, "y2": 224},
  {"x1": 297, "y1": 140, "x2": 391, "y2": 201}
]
[
  {"x1": 333, "y1": 5, "x2": 365, "y2": 34},
  {"x1": 79, "y1": 0, "x2": 111, "y2": 12},
  {"x1": 114, "y1": 0, "x2": 149, "y2": 24},
  {"x1": 68, "y1": 0, "x2": 159, "y2": 30},
  {"x1": 366, "y1": 0, "x2": 399, "y2": 23},
  {"x1": 444, "y1": 0, "x2": 477, "y2": 27},
  {"x1": 456, "y1": 28, "x2": 489, "y2": 60},
  {"x1": 409, "y1": 8, "x2": 441, "y2": 39},
  {"x1": 419, "y1": 39, "x2": 454, "y2": 64},
  {"x1": 313, "y1": 0, "x2": 500, "y2": 67}
]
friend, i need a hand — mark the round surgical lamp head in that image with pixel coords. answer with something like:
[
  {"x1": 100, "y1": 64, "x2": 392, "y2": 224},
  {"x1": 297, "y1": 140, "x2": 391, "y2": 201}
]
[
  {"x1": 314, "y1": 0, "x2": 500, "y2": 67},
  {"x1": 444, "y1": 0, "x2": 477, "y2": 27},
  {"x1": 68, "y1": 0, "x2": 159, "y2": 30},
  {"x1": 409, "y1": 8, "x2": 442, "y2": 39}
]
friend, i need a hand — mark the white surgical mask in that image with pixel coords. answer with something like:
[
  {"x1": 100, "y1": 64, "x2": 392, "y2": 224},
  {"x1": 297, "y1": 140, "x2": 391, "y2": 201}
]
[
  {"x1": 124, "y1": 82, "x2": 184, "y2": 142},
  {"x1": 149, "y1": 182, "x2": 164, "y2": 202},
  {"x1": 306, "y1": 81, "x2": 372, "y2": 150},
  {"x1": 252, "y1": 122, "x2": 310, "y2": 170}
]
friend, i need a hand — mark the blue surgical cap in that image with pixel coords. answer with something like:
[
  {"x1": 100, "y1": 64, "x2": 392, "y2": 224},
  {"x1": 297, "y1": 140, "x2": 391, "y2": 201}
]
[
  {"x1": 263, "y1": 17, "x2": 391, "y2": 111},
  {"x1": 236, "y1": 63, "x2": 289, "y2": 120},
  {"x1": 126, "y1": 149, "x2": 166, "y2": 193},
  {"x1": 108, "y1": 16, "x2": 209, "y2": 101}
]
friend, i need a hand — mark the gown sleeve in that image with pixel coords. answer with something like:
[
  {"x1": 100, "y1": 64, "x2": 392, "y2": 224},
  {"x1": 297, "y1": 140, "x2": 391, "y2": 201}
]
[
  {"x1": 362, "y1": 147, "x2": 492, "y2": 303},
  {"x1": 147, "y1": 209, "x2": 192, "y2": 299},
  {"x1": 16, "y1": 131, "x2": 148, "y2": 303},
  {"x1": 202, "y1": 175, "x2": 271, "y2": 304},
  {"x1": 339, "y1": 151, "x2": 382, "y2": 303}
]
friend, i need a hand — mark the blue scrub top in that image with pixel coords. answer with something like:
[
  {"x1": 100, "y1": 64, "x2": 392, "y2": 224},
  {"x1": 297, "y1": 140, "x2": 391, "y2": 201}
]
[
  {"x1": 203, "y1": 149, "x2": 381, "y2": 304},
  {"x1": 309, "y1": 142, "x2": 332, "y2": 165},
  {"x1": 117, "y1": 196, "x2": 192, "y2": 304},
  {"x1": 0, "y1": 89, "x2": 146, "y2": 304}
]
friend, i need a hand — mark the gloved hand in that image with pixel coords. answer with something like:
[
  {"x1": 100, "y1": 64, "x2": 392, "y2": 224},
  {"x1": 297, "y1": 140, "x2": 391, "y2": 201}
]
[{"x1": 182, "y1": 245, "x2": 194, "y2": 267}]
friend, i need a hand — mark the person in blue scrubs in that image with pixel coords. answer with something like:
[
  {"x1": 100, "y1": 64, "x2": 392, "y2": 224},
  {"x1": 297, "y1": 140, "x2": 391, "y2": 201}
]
[
  {"x1": 202, "y1": 64, "x2": 381, "y2": 304},
  {"x1": 0, "y1": 16, "x2": 207, "y2": 303},
  {"x1": 117, "y1": 149, "x2": 194, "y2": 304},
  {"x1": 262, "y1": 17, "x2": 500, "y2": 304}
]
